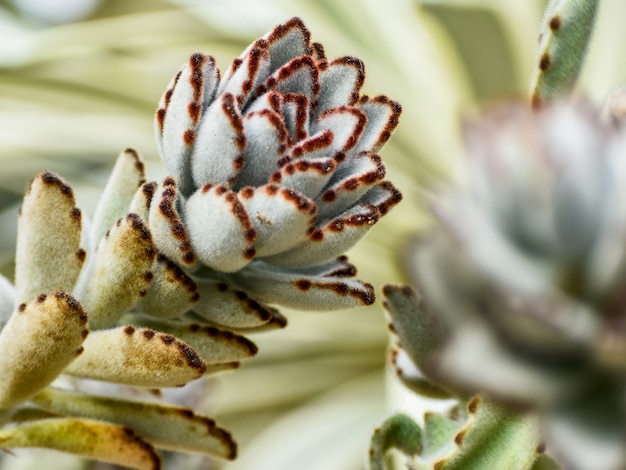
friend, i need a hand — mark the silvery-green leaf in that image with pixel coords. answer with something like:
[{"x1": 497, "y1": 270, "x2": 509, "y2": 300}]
[
  {"x1": 0, "y1": 292, "x2": 88, "y2": 409},
  {"x1": 388, "y1": 346, "x2": 452, "y2": 400},
  {"x1": 193, "y1": 278, "x2": 273, "y2": 328},
  {"x1": 218, "y1": 40, "x2": 270, "y2": 108},
  {"x1": 286, "y1": 129, "x2": 334, "y2": 160},
  {"x1": 185, "y1": 184, "x2": 256, "y2": 272},
  {"x1": 122, "y1": 314, "x2": 258, "y2": 364},
  {"x1": 148, "y1": 178, "x2": 197, "y2": 269},
  {"x1": 234, "y1": 109, "x2": 288, "y2": 188},
  {"x1": 0, "y1": 418, "x2": 161, "y2": 470},
  {"x1": 369, "y1": 414, "x2": 423, "y2": 470},
  {"x1": 262, "y1": 55, "x2": 320, "y2": 101},
  {"x1": 74, "y1": 213, "x2": 156, "y2": 330},
  {"x1": 191, "y1": 93, "x2": 246, "y2": 188},
  {"x1": 15, "y1": 172, "x2": 84, "y2": 305},
  {"x1": 263, "y1": 17, "x2": 311, "y2": 75},
  {"x1": 313, "y1": 106, "x2": 367, "y2": 153},
  {"x1": 136, "y1": 254, "x2": 198, "y2": 319},
  {"x1": 280, "y1": 93, "x2": 309, "y2": 142},
  {"x1": 158, "y1": 53, "x2": 219, "y2": 196},
  {"x1": 90, "y1": 148, "x2": 146, "y2": 247},
  {"x1": 316, "y1": 152, "x2": 386, "y2": 220},
  {"x1": 230, "y1": 262, "x2": 375, "y2": 310},
  {"x1": 32, "y1": 387, "x2": 237, "y2": 460},
  {"x1": 240, "y1": 183, "x2": 316, "y2": 257},
  {"x1": 315, "y1": 57, "x2": 365, "y2": 117},
  {"x1": 271, "y1": 156, "x2": 337, "y2": 199},
  {"x1": 64, "y1": 325, "x2": 206, "y2": 387},
  {"x1": 352, "y1": 95, "x2": 402, "y2": 154}
]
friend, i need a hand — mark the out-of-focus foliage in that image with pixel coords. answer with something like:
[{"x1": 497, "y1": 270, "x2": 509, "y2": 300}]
[{"x1": 3, "y1": 0, "x2": 626, "y2": 468}]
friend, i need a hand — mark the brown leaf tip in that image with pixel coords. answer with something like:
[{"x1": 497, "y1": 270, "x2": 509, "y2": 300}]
[
  {"x1": 18, "y1": 303, "x2": 26, "y2": 312},
  {"x1": 39, "y1": 171, "x2": 74, "y2": 198},
  {"x1": 143, "y1": 329, "x2": 156, "y2": 340},
  {"x1": 467, "y1": 396, "x2": 480, "y2": 414},
  {"x1": 539, "y1": 53, "x2": 551, "y2": 71},
  {"x1": 75, "y1": 248, "x2": 87, "y2": 263},
  {"x1": 454, "y1": 429, "x2": 465, "y2": 446},
  {"x1": 124, "y1": 325, "x2": 136, "y2": 336},
  {"x1": 536, "y1": 442, "x2": 546, "y2": 454},
  {"x1": 120, "y1": 427, "x2": 162, "y2": 470},
  {"x1": 176, "y1": 342, "x2": 206, "y2": 372},
  {"x1": 549, "y1": 16, "x2": 561, "y2": 31}
]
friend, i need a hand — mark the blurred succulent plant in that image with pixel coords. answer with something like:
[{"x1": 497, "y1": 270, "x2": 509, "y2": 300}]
[
  {"x1": 152, "y1": 17, "x2": 402, "y2": 316},
  {"x1": 370, "y1": 1, "x2": 626, "y2": 469}
]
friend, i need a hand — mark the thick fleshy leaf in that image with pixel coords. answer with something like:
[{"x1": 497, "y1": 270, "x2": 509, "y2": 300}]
[
  {"x1": 218, "y1": 40, "x2": 271, "y2": 108},
  {"x1": 286, "y1": 129, "x2": 334, "y2": 161},
  {"x1": 129, "y1": 182, "x2": 157, "y2": 225},
  {"x1": 136, "y1": 254, "x2": 198, "y2": 319},
  {"x1": 228, "y1": 307, "x2": 288, "y2": 334},
  {"x1": 33, "y1": 388, "x2": 237, "y2": 460},
  {"x1": 90, "y1": 149, "x2": 146, "y2": 247},
  {"x1": 185, "y1": 184, "x2": 256, "y2": 272},
  {"x1": 264, "y1": 17, "x2": 311, "y2": 75},
  {"x1": 65, "y1": 326, "x2": 206, "y2": 387},
  {"x1": 315, "y1": 56, "x2": 365, "y2": 117},
  {"x1": 0, "y1": 418, "x2": 161, "y2": 470},
  {"x1": 234, "y1": 110, "x2": 289, "y2": 188},
  {"x1": 369, "y1": 414, "x2": 423, "y2": 470},
  {"x1": 0, "y1": 292, "x2": 88, "y2": 409},
  {"x1": 148, "y1": 178, "x2": 197, "y2": 268},
  {"x1": 280, "y1": 93, "x2": 309, "y2": 142},
  {"x1": 264, "y1": 202, "x2": 379, "y2": 267},
  {"x1": 191, "y1": 93, "x2": 246, "y2": 187},
  {"x1": 192, "y1": 278, "x2": 273, "y2": 329},
  {"x1": 268, "y1": 255, "x2": 357, "y2": 278},
  {"x1": 158, "y1": 53, "x2": 220, "y2": 196},
  {"x1": 15, "y1": 172, "x2": 84, "y2": 305},
  {"x1": 352, "y1": 95, "x2": 402, "y2": 154},
  {"x1": 262, "y1": 56, "x2": 320, "y2": 102},
  {"x1": 316, "y1": 152, "x2": 386, "y2": 220},
  {"x1": 313, "y1": 106, "x2": 367, "y2": 153},
  {"x1": 123, "y1": 314, "x2": 258, "y2": 364},
  {"x1": 388, "y1": 346, "x2": 452, "y2": 399},
  {"x1": 74, "y1": 214, "x2": 156, "y2": 330},
  {"x1": 270, "y1": 156, "x2": 337, "y2": 199},
  {"x1": 0, "y1": 274, "x2": 15, "y2": 328},
  {"x1": 239, "y1": 184, "x2": 316, "y2": 257},
  {"x1": 230, "y1": 263, "x2": 375, "y2": 310}
]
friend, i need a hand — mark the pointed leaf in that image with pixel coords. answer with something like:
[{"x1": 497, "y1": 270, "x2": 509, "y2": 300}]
[
  {"x1": 0, "y1": 292, "x2": 88, "y2": 409},
  {"x1": 0, "y1": 418, "x2": 161, "y2": 470},
  {"x1": 123, "y1": 314, "x2": 258, "y2": 364},
  {"x1": 191, "y1": 93, "x2": 246, "y2": 187},
  {"x1": 91, "y1": 149, "x2": 146, "y2": 247},
  {"x1": 316, "y1": 56, "x2": 365, "y2": 116},
  {"x1": 136, "y1": 254, "x2": 198, "y2": 319},
  {"x1": 230, "y1": 263, "x2": 375, "y2": 310},
  {"x1": 33, "y1": 388, "x2": 237, "y2": 460},
  {"x1": 64, "y1": 326, "x2": 206, "y2": 387},
  {"x1": 15, "y1": 172, "x2": 84, "y2": 305},
  {"x1": 129, "y1": 182, "x2": 157, "y2": 225},
  {"x1": 185, "y1": 184, "x2": 256, "y2": 272},
  {"x1": 157, "y1": 53, "x2": 219, "y2": 196},
  {"x1": 239, "y1": 184, "x2": 316, "y2": 257},
  {"x1": 352, "y1": 95, "x2": 402, "y2": 154},
  {"x1": 193, "y1": 278, "x2": 273, "y2": 328},
  {"x1": 149, "y1": 178, "x2": 197, "y2": 269},
  {"x1": 234, "y1": 109, "x2": 288, "y2": 188},
  {"x1": 74, "y1": 214, "x2": 156, "y2": 330},
  {"x1": 270, "y1": 156, "x2": 337, "y2": 199}
]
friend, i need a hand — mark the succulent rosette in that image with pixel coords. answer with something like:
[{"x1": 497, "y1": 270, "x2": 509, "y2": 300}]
[
  {"x1": 384, "y1": 102, "x2": 626, "y2": 468},
  {"x1": 152, "y1": 17, "x2": 402, "y2": 319}
]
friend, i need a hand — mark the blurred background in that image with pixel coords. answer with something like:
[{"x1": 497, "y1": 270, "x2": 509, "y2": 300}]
[{"x1": 0, "y1": 0, "x2": 625, "y2": 468}]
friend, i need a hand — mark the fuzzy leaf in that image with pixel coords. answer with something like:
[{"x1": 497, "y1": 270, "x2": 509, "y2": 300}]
[
  {"x1": 316, "y1": 57, "x2": 365, "y2": 116},
  {"x1": 185, "y1": 184, "x2": 256, "y2": 272},
  {"x1": 74, "y1": 213, "x2": 156, "y2": 330},
  {"x1": 352, "y1": 96, "x2": 401, "y2": 154},
  {"x1": 90, "y1": 149, "x2": 146, "y2": 247},
  {"x1": 64, "y1": 326, "x2": 206, "y2": 387},
  {"x1": 264, "y1": 17, "x2": 311, "y2": 75},
  {"x1": 230, "y1": 262, "x2": 375, "y2": 310},
  {"x1": 530, "y1": 0, "x2": 600, "y2": 106},
  {"x1": 0, "y1": 274, "x2": 15, "y2": 329},
  {"x1": 129, "y1": 182, "x2": 157, "y2": 224},
  {"x1": 0, "y1": 418, "x2": 161, "y2": 470},
  {"x1": 193, "y1": 278, "x2": 274, "y2": 329},
  {"x1": 218, "y1": 40, "x2": 270, "y2": 107},
  {"x1": 388, "y1": 346, "x2": 452, "y2": 400},
  {"x1": 369, "y1": 414, "x2": 422, "y2": 470},
  {"x1": 0, "y1": 292, "x2": 88, "y2": 409},
  {"x1": 136, "y1": 254, "x2": 198, "y2": 319},
  {"x1": 123, "y1": 314, "x2": 258, "y2": 364},
  {"x1": 263, "y1": 56, "x2": 320, "y2": 101},
  {"x1": 272, "y1": 156, "x2": 337, "y2": 199},
  {"x1": 15, "y1": 172, "x2": 84, "y2": 305},
  {"x1": 313, "y1": 106, "x2": 367, "y2": 153},
  {"x1": 33, "y1": 388, "x2": 237, "y2": 460}
]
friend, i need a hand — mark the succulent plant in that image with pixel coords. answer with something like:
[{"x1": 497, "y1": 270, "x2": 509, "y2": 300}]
[{"x1": 152, "y1": 17, "x2": 402, "y2": 317}]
